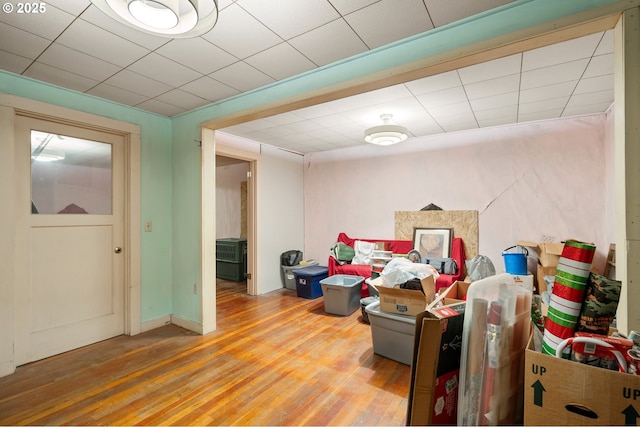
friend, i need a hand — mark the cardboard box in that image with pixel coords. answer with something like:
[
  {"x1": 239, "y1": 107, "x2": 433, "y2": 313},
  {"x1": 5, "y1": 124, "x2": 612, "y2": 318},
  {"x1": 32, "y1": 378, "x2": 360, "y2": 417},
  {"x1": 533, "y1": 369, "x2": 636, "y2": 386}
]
[
  {"x1": 511, "y1": 273, "x2": 534, "y2": 292},
  {"x1": 519, "y1": 240, "x2": 565, "y2": 267},
  {"x1": 536, "y1": 264, "x2": 557, "y2": 294},
  {"x1": 524, "y1": 336, "x2": 640, "y2": 426},
  {"x1": 407, "y1": 302, "x2": 466, "y2": 425},
  {"x1": 370, "y1": 275, "x2": 436, "y2": 316},
  {"x1": 441, "y1": 281, "x2": 470, "y2": 305}
]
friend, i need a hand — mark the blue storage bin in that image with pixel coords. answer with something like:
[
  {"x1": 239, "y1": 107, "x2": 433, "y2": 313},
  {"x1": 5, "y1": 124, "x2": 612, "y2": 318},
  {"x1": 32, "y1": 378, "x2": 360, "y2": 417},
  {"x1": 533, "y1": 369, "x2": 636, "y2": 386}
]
[{"x1": 293, "y1": 266, "x2": 328, "y2": 299}]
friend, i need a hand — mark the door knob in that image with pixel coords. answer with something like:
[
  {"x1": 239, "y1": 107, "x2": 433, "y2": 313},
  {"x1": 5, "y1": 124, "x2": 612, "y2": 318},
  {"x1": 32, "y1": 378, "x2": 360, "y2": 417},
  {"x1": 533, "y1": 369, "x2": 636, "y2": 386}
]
[{"x1": 114, "y1": 247, "x2": 122, "y2": 254}]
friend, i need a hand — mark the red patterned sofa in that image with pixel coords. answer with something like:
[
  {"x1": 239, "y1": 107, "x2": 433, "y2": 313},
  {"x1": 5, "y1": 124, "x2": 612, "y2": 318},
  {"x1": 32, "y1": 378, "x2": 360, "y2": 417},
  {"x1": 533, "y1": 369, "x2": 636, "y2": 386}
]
[{"x1": 328, "y1": 232, "x2": 466, "y2": 296}]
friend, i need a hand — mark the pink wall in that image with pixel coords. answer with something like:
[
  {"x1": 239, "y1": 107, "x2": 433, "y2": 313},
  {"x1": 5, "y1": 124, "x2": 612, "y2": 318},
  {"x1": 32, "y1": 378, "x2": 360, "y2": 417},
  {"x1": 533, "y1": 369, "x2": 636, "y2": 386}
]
[{"x1": 304, "y1": 114, "x2": 613, "y2": 273}]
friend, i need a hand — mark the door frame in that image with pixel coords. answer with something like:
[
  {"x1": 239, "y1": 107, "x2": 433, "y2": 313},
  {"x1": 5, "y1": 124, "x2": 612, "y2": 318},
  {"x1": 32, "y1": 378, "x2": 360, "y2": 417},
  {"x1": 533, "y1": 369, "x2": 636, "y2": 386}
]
[
  {"x1": 0, "y1": 94, "x2": 141, "y2": 375},
  {"x1": 201, "y1": 128, "x2": 258, "y2": 334}
]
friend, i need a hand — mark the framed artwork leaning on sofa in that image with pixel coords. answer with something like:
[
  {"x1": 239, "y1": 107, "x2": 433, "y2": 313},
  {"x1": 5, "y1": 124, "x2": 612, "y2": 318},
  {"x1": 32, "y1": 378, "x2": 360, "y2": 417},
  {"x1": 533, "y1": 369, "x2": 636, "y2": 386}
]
[{"x1": 413, "y1": 228, "x2": 453, "y2": 258}]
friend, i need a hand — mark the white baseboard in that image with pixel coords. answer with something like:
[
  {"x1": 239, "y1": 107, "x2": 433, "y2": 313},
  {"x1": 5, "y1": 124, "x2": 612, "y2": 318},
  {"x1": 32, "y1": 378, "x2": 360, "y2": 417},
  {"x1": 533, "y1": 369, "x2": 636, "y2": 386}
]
[
  {"x1": 139, "y1": 314, "x2": 204, "y2": 335},
  {"x1": 140, "y1": 315, "x2": 171, "y2": 333},
  {"x1": 170, "y1": 314, "x2": 204, "y2": 335}
]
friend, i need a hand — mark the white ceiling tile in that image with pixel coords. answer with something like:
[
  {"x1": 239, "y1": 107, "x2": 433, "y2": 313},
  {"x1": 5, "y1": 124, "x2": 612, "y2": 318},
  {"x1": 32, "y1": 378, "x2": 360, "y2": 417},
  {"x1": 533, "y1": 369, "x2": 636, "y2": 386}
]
[
  {"x1": 209, "y1": 61, "x2": 275, "y2": 92},
  {"x1": 238, "y1": 0, "x2": 339, "y2": 39},
  {"x1": 265, "y1": 112, "x2": 305, "y2": 126},
  {"x1": 458, "y1": 54, "x2": 521, "y2": 84},
  {"x1": 37, "y1": 43, "x2": 121, "y2": 81},
  {"x1": 574, "y1": 74, "x2": 613, "y2": 94},
  {"x1": 0, "y1": 3, "x2": 75, "y2": 40},
  {"x1": 519, "y1": 81, "x2": 577, "y2": 104},
  {"x1": 44, "y1": 0, "x2": 91, "y2": 15},
  {"x1": 522, "y1": 32, "x2": 602, "y2": 71},
  {"x1": 563, "y1": 102, "x2": 611, "y2": 117},
  {"x1": 310, "y1": 113, "x2": 359, "y2": 129},
  {"x1": 417, "y1": 86, "x2": 468, "y2": 108},
  {"x1": 0, "y1": 49, "x2": 31, "y2": 73},
  {"x1": 437, "y1": 115, "x2": 478, "y2": 133},
  {"x1": 566, "y1": 89, "x2": 614, "y2": 107},
  {"x1": 0, "y1": 22, "x2": 50, "y2": 59},
  {"x1": 202, "y1": 4, "x2": 281, "y2": 59},
  {"x1": 424, "y1": 0, "x2": 514, "y2": 27},
  {"x1": 475, "y1": 105, "x2": 518, "y2": 122},
  {"x1": 519, "y1": 109, "x2": 563, "y2": 123},
  {"x1": 285, "y1": 119, "x2": 323, "y2": 133},
  {"x1": 427, "y1": 101, "x2": 473, "y2": 119},
  {"x1": 464, "y1": 74, "x2": 520, "y2": 100},
  {"x1": 245, "y1": 43, "x2": 315, "y2": 80},
  {"x1": 583, "y1": 53, "x2": 614, "y2": 78},
  {"x1": 519, "y1": 97, "x2": 569, "y2": 114},
  {"x1": 180, "y1": 76, "x2": 240, "y2": 102},
  {"x1": 594, "y1": 30, "x2": 614, "y2": 56},
  {"x1": 104, "y1": 69, "x2": 173, "y2": 98},
  {"x1": 156, "y1": 89, "x2": 211, "y2": 110},
  {"x1": 469, "y1": 92, "x2": 518, "y2": 111},
  {"x1": 23, "y1": 62, "x2": 99, "y2": 92},
  {"x1": 135, "y1": 99, "x2": 187, "y2": 117},
  {"x1": 521, "y1": 59, "x2": 589, "y2": 90},
  {"x1": 402, "y1": 117, "x2": 443, "y2": 136},
  {"x1": 478, "y1": 114, "x2": 519, "y2": 128},
  {"x1": 372, "y1": 97, "x2": 428, "y2": 124},
  {"x1": 80, "y1": 5, "x2": 169, "y2": 50},
  {"x1": 156, "y1": 37, "x2": 236, "y2": 74},
  {"x1": 330, "y1": 0, "x2": 379, "y2": 15},
  {"x1": 344, "y1": 0, "x2": 434, "y2": 49},
  {"x1": 333, "y1": 85, "x2": 414, "y2": 112},
  {"x1": 86, "y1": 83, "x2": 149, "y2": 106},
  {"x1": 289, "y1": 19, "x2": 367, "y2": 66},
  {"x1": 128, "y1": 52, "x2": 202, "y2": 87},
  {"x1": 405, "y1": 71, "x2": 462, "y2": 96},
  {"x1": 56, "y1": 19, "x2": 150, "y2": 67}
]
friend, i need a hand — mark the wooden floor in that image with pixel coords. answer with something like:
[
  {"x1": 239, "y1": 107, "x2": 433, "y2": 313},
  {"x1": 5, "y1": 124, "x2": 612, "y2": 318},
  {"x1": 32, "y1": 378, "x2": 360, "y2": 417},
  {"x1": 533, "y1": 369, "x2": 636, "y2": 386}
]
[{"x1": 0, "y1": 279, "x2": 411, "y2": 426}]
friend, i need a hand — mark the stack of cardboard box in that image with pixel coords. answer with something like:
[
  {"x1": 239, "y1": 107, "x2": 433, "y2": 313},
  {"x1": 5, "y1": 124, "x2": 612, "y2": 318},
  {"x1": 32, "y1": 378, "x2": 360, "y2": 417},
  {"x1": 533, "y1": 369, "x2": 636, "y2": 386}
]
[{"x1": 518, "y1": 240, "x2": 564, "y2": 294}]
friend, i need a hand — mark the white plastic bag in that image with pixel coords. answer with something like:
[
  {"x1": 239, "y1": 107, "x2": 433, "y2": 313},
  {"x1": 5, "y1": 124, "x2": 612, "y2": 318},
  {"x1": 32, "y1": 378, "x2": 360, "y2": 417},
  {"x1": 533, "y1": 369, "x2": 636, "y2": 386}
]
[
  {"x1": 380, "y1": 257, "x2": 438, "y2": 288},
  {"x1": 351, "y1": 240, "x2": 376, "y2": 265}
]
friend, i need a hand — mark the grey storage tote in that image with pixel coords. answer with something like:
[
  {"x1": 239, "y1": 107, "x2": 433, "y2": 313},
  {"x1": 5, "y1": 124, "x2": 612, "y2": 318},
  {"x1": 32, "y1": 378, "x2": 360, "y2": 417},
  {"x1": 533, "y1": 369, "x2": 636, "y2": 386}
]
[
  {"x1": 320, "y1": 274, "x2": 364, "y2": 315},
  {"x1": 365, "y1": 300, "x2": 416, "y2": 365}
]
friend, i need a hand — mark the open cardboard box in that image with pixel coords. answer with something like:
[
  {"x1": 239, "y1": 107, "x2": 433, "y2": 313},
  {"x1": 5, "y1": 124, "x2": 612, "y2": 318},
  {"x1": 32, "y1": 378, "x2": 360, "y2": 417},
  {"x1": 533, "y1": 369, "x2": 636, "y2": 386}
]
[
  {"x1": 518, "y1": 240, "x2": 565, "y2": 267},
  {"x1": 441, "y1": 280, "x2": 470, "y2": 305},
  {"x1": 369, "y1": 275, "x2": 436, "y2": 316},
  {"x1": 524, "y1": 334, "x2": 640, "y2": 426}
]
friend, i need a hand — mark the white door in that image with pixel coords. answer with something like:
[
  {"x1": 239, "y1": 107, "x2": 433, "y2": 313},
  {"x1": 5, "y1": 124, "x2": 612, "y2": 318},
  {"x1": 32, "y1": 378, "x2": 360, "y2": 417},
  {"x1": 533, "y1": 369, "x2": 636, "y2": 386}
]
[{"x1": 14, "y1": 115, "x2": 125, "y2": 365}]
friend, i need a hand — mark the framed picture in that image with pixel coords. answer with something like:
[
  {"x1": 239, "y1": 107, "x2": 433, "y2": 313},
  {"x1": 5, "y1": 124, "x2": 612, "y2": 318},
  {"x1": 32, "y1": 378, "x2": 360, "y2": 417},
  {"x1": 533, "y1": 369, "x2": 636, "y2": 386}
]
[{"x1": 413, "y1": 228, "x2": 453, "y2": 258}]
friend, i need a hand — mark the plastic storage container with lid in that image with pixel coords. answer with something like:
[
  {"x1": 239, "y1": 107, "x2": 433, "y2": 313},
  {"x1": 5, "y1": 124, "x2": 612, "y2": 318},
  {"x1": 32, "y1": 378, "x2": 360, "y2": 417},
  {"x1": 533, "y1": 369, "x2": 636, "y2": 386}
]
[
  {"x1": 365, "y1": 300, "x2": 416, "y2": 365},
  {"x1": 293, "y1": 265, "x2": 328, "y2": 299},
  {"x1": 320, "y1": 274, "x2": 364, "y2": 315}
]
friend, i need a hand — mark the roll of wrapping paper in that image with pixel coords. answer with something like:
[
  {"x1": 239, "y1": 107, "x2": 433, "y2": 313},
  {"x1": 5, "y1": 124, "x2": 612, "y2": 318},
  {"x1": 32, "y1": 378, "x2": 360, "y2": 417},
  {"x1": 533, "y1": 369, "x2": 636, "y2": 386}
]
[
  {"x1": 463, "y1": 298, "x2": 488, "y2": 426},
  {"x1": 542, "y1": 240, "x2": 596, "y2": 356}
]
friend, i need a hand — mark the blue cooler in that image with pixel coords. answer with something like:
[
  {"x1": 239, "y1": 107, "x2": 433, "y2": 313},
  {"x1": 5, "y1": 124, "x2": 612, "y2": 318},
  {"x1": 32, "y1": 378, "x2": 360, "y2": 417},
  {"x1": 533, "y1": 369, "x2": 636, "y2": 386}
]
[{"x1": 293, "y1": 266, "x2": 328, "y2": 299}]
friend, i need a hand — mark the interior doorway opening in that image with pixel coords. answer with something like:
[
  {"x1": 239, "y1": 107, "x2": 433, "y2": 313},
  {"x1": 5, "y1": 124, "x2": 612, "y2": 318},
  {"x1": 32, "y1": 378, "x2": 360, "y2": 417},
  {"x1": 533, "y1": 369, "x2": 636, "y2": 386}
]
[{"x1": 215, "y1": 155, "x2": 250, "y2": 293}]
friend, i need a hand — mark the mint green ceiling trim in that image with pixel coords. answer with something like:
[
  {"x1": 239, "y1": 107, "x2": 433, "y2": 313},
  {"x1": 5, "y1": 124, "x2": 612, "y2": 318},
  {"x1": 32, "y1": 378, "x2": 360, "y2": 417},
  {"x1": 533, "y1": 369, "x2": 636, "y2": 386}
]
[
  {"x1": 181, "y1": 0, "x2": 630, "y2": 125},
  {"x1": 0, "y1": 70, "x2": 170, "y2": 124}
]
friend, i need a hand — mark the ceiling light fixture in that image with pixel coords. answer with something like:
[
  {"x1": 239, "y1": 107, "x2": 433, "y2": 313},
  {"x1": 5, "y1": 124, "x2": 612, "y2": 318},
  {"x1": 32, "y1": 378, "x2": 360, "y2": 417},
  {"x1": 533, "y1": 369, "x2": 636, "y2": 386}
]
[
  {"x1": 32, "y1": 149, "x2": 65, "y2": 162},
  {"x1": 364, "y1": 114, "x2": 409, "y2": 146},
  {"x1": 90, "y1": 0, "x2": 218, "y2": 38}
]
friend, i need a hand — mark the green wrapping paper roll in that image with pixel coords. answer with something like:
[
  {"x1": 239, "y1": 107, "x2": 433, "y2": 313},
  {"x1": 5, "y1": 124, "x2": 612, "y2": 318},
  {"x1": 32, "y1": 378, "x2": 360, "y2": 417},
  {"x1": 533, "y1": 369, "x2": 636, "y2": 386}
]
[{"x1": 542, "y1": 240, "x2": 596, "y2": 356}]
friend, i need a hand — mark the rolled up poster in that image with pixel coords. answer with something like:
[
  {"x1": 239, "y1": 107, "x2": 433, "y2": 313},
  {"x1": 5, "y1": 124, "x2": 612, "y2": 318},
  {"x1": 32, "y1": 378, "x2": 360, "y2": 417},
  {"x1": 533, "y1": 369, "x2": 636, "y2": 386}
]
[{"x1": 542, "y1": 240, "x2": 596, "y2": 356}]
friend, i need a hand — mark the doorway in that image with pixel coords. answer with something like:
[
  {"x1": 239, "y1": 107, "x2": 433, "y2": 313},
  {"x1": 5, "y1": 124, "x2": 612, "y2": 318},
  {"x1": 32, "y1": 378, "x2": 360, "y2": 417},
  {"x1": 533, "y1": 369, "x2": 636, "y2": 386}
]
[{"x1": 215, "y1": 155, "x2": 250, "y2": 292}]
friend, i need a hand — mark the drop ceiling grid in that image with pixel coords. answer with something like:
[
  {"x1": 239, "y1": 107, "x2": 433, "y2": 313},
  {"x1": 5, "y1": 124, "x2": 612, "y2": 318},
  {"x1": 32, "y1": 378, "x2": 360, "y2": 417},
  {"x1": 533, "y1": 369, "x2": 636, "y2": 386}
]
[{"x1": 0, "y1": 0, "x2": 618, "y2": 154}]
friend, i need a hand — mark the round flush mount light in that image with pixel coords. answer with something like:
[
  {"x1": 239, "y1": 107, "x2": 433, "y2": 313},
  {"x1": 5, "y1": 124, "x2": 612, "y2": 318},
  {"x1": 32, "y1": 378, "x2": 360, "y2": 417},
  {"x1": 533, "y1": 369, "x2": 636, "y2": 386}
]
[
  {"x1": 364, "y1": 114, "x2": 409, "y2": 146},
  {"x1": 90, "y1": 0, "x2": 218, "y2": 38}
]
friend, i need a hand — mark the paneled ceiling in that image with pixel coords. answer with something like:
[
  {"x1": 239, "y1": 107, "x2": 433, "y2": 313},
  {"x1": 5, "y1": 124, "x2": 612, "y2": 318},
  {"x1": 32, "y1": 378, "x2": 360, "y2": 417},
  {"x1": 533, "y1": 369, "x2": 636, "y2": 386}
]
[{"x1": 0, "y1": 0, "x2": 615, "y2": 154}]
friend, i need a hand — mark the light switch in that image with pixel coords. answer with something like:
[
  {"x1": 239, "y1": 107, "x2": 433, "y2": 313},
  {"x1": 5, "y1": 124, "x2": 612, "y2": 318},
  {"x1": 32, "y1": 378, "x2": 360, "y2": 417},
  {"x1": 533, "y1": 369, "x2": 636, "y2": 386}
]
[{"x1": 144, "y1": 220, "x2": 152, "y2": 232}]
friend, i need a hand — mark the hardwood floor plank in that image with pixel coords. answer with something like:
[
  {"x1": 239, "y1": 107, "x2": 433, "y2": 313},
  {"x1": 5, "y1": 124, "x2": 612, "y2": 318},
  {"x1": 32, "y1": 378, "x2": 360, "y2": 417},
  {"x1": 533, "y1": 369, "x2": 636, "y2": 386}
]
[{"x1": 0, "y1": 280, "x2": 411, "y2": 426}]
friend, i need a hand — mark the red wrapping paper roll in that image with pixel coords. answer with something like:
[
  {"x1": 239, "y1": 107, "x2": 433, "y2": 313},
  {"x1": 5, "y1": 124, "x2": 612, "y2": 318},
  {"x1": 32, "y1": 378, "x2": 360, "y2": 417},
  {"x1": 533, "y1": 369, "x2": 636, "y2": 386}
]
[{"x1": 542, "y1": 240, "x2": 596, "y2": 356}]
